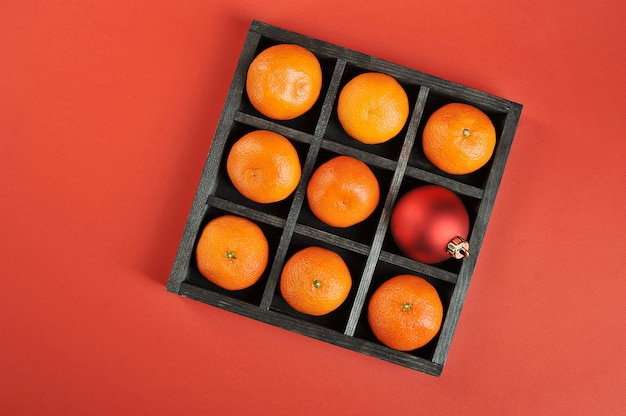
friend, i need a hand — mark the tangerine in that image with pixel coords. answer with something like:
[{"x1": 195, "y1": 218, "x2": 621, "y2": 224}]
[
  {"x1": 306, "y1": 155, "x2": 380, "y2": 228},
  {"x1": 422, "y1": 103, "x2": 496, "y2": 175},
  {"x1": 246, "y1": 44, "x2": 322, "y2": 120},
  {"x1": 280, "y1": 246, "x2": 352, "y2": 316},
  {"x1": 226, "y1": 130, "x2": 301, "y2": 204},
  {"x1": 195, "y1": 215, "x2": 269, "y2": 291},
  {"x1": 337, "y1": 72, "x2": 409, "y2": 144},
  {"x1": 367, "y1": 274, "x2": 443, "y2": 351}
]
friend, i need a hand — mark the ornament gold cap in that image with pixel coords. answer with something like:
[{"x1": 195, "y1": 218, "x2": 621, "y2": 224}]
[{"x1": 447, "y1": 236, "x2": 470, "y2": 259}]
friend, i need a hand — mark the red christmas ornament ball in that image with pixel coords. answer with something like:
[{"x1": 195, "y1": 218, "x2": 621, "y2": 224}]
[{"x1": 390, "y1": 185, "x2": 470, "y2": 264}]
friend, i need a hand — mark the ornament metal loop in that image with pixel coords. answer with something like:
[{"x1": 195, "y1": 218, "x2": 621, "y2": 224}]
[{"x1": 447, "y1": 236, "x2": 470, "y2": 260}]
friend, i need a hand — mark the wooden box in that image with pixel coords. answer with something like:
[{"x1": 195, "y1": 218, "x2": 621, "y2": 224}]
[{"x1": 166, "y1": 20, "x2": 522, "y2": 376}]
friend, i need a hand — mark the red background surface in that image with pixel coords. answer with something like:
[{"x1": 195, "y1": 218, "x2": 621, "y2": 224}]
[{"x1": 2, "y1": 1, "x2": 625, "y2": 414}]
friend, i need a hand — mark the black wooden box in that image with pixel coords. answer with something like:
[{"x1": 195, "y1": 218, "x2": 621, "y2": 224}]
[{"x1": 166, "y1": 20, "x2": 522, "y2": 376}]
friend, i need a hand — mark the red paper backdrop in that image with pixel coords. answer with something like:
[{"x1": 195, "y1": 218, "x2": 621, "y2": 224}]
[{"x1": 2, "y1": 1, "x2": 625, "y2": 414}]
